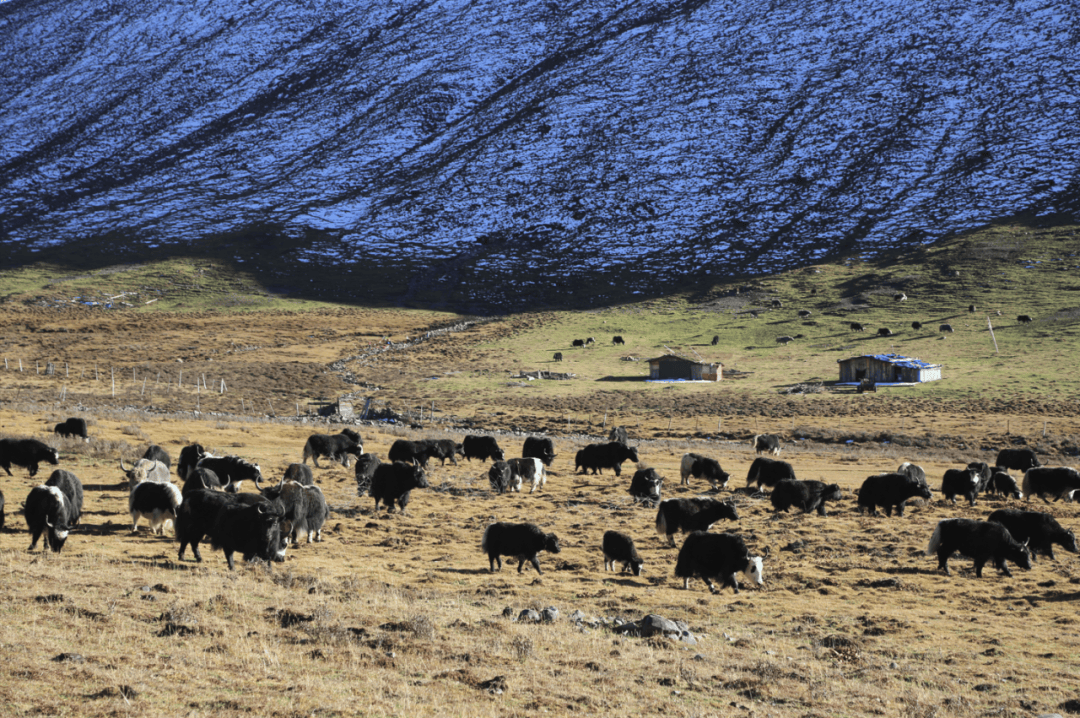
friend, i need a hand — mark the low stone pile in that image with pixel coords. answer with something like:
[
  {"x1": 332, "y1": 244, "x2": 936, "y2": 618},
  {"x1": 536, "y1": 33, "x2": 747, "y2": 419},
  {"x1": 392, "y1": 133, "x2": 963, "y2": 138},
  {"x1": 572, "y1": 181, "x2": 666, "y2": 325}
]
[{"x1": 502, "y1": 607, "x2": 702, "y2": 645}]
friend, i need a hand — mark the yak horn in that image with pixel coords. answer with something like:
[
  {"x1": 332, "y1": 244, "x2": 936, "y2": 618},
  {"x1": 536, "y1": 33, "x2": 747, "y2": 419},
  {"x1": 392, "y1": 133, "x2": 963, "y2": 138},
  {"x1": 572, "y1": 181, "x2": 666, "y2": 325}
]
[{"x1": 119, "y1": 457, "x2": 130, "y2": 471}]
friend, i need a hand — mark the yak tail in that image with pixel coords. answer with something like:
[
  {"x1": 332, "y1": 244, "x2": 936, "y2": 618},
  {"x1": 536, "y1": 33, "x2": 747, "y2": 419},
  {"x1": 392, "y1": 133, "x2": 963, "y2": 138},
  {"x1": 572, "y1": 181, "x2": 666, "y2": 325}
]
[
  {"x1": 750, "y1": 435, "x2": 761, "y2": 448},
  {"x1": 480, "y1": 524, "x2": 493, "y2": 554},
  {"x1": 655, "y1": 507, "x2": 668, "y2": 536},
  {"x1": 925, "y1": 522, "x2": 944, "y2": 556},
  {"x1": 1021, "y1": 471, "x2": 1033, "y2": 500},
  {"x1": 301, "y1": 442, "x2": 313, "y2": 464}
]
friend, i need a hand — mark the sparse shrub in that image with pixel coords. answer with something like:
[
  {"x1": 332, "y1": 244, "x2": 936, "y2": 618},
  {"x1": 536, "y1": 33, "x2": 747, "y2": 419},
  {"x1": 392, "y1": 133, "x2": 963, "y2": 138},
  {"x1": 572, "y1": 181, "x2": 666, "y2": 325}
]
[
  {"x1": 121, "y1": 424, "x2": 149, "y2": 440},
  {"x1": 406, "y1": 615, "x2": 435, "y2": 641},
  {"x1": 511, "y1": 635, "x2": 533, "y2": 662}
]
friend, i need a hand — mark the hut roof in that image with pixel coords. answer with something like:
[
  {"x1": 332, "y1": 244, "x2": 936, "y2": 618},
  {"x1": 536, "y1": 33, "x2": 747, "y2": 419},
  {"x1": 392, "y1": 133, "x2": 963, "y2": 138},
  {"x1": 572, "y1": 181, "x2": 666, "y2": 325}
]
[
  {"x1": 837, "y1": 353, "x2": 941, "y2": 369},
  {"x1": 646, "y1": 354, "x2": 721, "y2": 365}
]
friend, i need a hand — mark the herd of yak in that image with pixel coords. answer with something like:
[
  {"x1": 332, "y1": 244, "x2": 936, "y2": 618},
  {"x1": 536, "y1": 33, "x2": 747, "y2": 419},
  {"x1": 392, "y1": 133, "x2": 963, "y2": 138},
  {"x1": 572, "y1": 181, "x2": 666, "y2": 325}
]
[{"x1": 0, "y1": 419, "x2": 1077, "y2": 592}]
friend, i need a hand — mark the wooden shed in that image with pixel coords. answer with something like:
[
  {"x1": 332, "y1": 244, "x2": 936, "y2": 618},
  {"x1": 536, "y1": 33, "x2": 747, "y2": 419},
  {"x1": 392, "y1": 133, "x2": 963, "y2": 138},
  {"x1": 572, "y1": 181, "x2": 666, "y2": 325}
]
[
  {"x1": 646, "y1": 355, "x2": 721, "y2": 382},
  {"x1": 837, "y1": 353, "x2": 942, "y2": 384}
]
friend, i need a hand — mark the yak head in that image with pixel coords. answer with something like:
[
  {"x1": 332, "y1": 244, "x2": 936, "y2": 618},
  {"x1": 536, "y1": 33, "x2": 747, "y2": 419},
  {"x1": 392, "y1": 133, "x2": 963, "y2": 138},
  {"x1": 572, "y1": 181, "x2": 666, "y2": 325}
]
[
  {"x1": 543, "y1": 533, "x2": 561, "y2": 555},
  {"x1": 408, "y1": 463, "x2": 429, "y2": 490},
  {"x1": 44, "y1": 516, "x2": 71, "y2": 553},
  {"x1": 822, "y1": 484, "x2": 844, "y2": 502},
  {"x1": 1061, "y1": 530, "x2": 1079, "y2": 556},
  {"x1": 120, "y1": 458, "x2": 148, "y2": 486},
  {"x1": 744, "y1": 546, "x2": 770, "y2": 587}
]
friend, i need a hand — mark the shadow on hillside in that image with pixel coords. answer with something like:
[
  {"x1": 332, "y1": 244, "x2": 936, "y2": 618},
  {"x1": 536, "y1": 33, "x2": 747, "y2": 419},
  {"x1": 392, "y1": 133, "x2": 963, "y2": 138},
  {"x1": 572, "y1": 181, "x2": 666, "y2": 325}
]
[
  {"x1": 1017, "y1": 591, "x2": 1080, "y2": 604},
  {"x1": 435, "y1": 567, "x2": 492, "y2": 575},
  {"x1": 596, "y1": 376, "x2": 646, "y2": 382}
]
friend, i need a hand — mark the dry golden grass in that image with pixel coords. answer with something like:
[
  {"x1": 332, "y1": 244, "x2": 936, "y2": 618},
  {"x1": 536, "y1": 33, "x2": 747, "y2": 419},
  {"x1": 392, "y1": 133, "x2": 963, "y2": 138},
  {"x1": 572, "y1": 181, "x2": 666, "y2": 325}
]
[{"x1": 1, "y1": 407, "x2": 1079, "y2": 717}]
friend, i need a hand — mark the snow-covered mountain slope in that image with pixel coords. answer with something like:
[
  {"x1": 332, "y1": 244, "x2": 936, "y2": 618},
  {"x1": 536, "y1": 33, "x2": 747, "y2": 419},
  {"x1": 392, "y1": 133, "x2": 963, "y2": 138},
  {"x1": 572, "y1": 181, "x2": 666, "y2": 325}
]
[{"x1": 1, "y1": 0, "x2": 1077, "y2": 309}]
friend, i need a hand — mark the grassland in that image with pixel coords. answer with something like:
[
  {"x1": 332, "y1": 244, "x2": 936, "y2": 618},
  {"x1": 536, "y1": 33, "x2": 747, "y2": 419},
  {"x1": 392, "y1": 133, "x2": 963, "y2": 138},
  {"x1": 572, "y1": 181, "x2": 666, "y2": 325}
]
[{"x1": 1, "y1": 223, "x2": 1080, "y2": 716}]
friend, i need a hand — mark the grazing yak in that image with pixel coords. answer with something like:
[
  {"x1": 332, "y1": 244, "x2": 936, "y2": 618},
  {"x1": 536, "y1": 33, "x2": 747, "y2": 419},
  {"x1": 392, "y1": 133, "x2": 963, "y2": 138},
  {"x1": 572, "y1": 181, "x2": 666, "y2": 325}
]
[
  {"x1": 776, "y1": 335, "x2": 794, "y2": 345},
  {"x1": 849, "y1": 322, "x2": 865, "y2": 331},
  {"x1": 210, "y1": 501, "x2": 291, "y2": 570},
  {"x1": 746, "y1": 457, "x2": 796, "y2": 490},
  {"x1": 282, "y1": 463, "x2": 315, "y2": 486},
  {"x1": 940, "y1": 324, "x2": 953, "y2": 333},
  {"x1": 370, "y1": 461, "x2": 429, "y2": 513},
  {"x1": 602, "y1": 531, "x2": 643, "y2": 575},
  {"x1": 421, "y1": 439, "x2": 464, "y2": 466},
  {"x1": 481, "y1": 522, "x2": 561, "y2": 575},
  {"x1": 143, "y1": 444, "x2": 172, "y2": 468},
  {"x1": 195, "y1": 455, "x2": 262, "y2": 487},
  {"x1": 857, "y1": 379, "x2": 876, "y2": 394},
  {"x1": 1022, "y1": 466, "x2": 1080, "y2": 502},
  {"x1": 522, "y1": 437, "x2": 556, "y2": 467},
  {"x1": 608, "y1": 426, "x2": 630, "y2": 445},
  {"x1": 797, "y1": 310, "x2": 812, "y2": 319},
  {"x1": 53, "y1": 418, "x2": 88, "y2": 441},
  {"x1": 612, "y1": 335, "x2": 625, "y2": 345},
  {"x1": 987, "y1": 509, "x2": 1077, "y2": 560},
  {"x1": 298, "y1": 485, "x2": 329, "y2": 544},
  {"x1": 1017, "y1": 315, "x2": 1033, "y2": 324},
  {"x1": 175, "y1": 488, "x2": 273, "y2": 562},
  {"x1": 553, "y1": 352, "x2": 563, "y2": 362},
  {"x1": 488, "y1": 460, "x2": 521, "y2": 494},
  {"x1": 508, "y1": 457, "x2": 546, "y2": 493},
  {"x1": 857, "y1": 472, "x2": 932, "y2": 516},
  {"x1": 926, "y1": 518, "x2": 1032, "y2": 578},
  {"x1": 575, "y1": 442, "x2": 639, "y2": 476},
  {"x1": 129, "y1": 481, "x2": 183, "y2": 535},
  {"x1": 877, "y1": 327, "x2": 893, "y2": 337},
  {"x1": 655, "y1": 498, "x2": 739, "y2": 546},
  {"x1": 388, "y1": 439, "x2": 435, "y2": 468},
  {"x1": 912, "y1": 321, "x2": 923, "y2": 330},
  {"x1": 26, "y1": 470, "x2": 84, "y2": 552},
  {"x1": 711, "y1": 335, "x2": 720, "y2": 345},
  {"x1": 990, "y1": 470, "x2": 1023, "y2": 500},
  {"x1": 628, "y1": 468, "x2": 663, "y2": 505},
  {"x1": 255, "y1": 479, "x2": 311, "y2": 539},
  {"x1": 572, "y1": 339, "x2": 585, "y2": 348},
  {"x1": 302, "y1": 430, "x2": 362, "y2": 468},
  {"x1": 752, "y1": 434, "x2": 782, "y2": 456},
  {"x1": 462, "y1": 435, "x2": 505, "y2": 463},
  {"x1": 674, "y1": 531, "x2": 765, "y2": 593},
  {"x1": 679, "y1": 453, "x2": 730, "y2": 488},
  {"x1": 0, "y1": 438, "x2": 60, "y2": 478},
  {"x1": 354, "y1": 453, "x2": 381, "y2": 497},
  {"x1": 770, "y1": 480, "x2": 843, "y2": 516},
  {"x1": 995, "y1": 448, "x2": 1040, "y2": 472},
  {"x1": 941, "y1": 467, "x2": 981, "y2": 506}
]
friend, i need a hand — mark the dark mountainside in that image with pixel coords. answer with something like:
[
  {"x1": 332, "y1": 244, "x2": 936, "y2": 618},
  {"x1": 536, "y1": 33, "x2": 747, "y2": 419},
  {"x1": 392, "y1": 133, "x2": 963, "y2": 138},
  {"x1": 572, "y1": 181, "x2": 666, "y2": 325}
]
[{"x1": 1, "y1": 0, "x2": 1077, "y2": 311}]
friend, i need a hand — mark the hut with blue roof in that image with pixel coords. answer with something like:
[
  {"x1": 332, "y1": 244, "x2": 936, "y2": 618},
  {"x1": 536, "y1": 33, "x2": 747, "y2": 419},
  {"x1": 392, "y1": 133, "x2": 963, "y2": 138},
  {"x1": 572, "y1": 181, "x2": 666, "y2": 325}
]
[{"x1": 837, "y1": 353, "x2": 942, "y2": 385}]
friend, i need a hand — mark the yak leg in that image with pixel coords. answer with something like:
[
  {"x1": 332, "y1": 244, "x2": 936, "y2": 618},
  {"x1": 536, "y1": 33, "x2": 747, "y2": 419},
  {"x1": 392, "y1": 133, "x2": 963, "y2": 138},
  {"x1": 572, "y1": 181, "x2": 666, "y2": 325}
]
[
  {"x1": 937, "y1": 549, "x2": 952, "y2": 575},
  {"x1": 529, "y1": 555, "x2": 543, "y2": 575}
]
